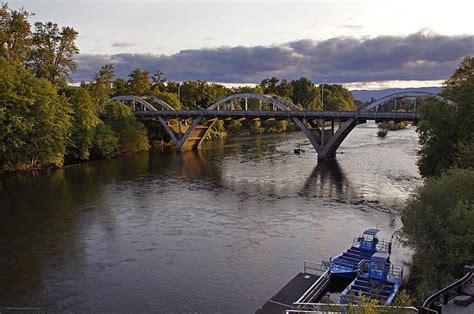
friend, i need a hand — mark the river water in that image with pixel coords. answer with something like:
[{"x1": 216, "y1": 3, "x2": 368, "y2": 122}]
[{"x1": 0, "y1": 122, "x2": 421, "y2": 312}]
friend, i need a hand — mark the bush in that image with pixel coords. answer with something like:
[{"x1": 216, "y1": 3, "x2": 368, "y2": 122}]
[
  {"x1": 91, "y1": 121, "x2": 119, "y2": 159},
  {"x1": 103, "y1": 100, "x2": 150, "y2": 154},
  {"x1": 400, "y1": 168, "x2": 474, "y2": 300},
  {"x1": 68, "y1": 87, "x2": 100, "y2": 160}
]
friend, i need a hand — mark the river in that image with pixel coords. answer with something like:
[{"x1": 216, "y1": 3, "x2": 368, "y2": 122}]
[{"x1": 0, "y1": 122, "x2": 421, "y2": 312}]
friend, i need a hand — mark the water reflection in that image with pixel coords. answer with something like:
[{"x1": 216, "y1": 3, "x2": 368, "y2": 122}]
[{"x1": 300, "y1": 160, "x2": 351, "y2": 199}]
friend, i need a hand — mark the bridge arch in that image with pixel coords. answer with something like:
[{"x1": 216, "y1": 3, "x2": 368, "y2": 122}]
[
  {"x1": 362, "y1": 91, "x2": 455, "y2": 112},
  {"x1": 206, "y1": 93, "x2": 301, "y2": 111},
  {"x1": 317, "y1": 91, "x2": 456, "y2": 159},
  {"x1": 110, "y1": 95, "x2": 175, "y2": 111}
]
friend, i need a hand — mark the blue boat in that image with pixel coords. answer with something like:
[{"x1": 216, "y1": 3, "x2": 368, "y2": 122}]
[
  {"x1": 338, "y1": 252, "x2": 403, "y2": 305},
  {"x1": 329, "y1": 229, "x2": 392, "y2": 278}
]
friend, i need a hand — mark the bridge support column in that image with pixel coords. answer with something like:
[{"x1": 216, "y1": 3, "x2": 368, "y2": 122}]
[
  {"x1": 292, "y1": 117, "x2": 359, "y2": 160},
  {"x1": 318, "y1": 118, "x2": 358, "y2": 159},
  {"x1": 158, "y1": 116, "x2": 217, "y2": 152}
]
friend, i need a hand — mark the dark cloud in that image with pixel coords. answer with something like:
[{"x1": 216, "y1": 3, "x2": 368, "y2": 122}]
[{"x1": 75, "y1": 31, "x2": 474, "y2": 83}]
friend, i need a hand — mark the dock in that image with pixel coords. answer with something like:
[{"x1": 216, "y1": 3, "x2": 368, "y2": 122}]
[{"x1": 257, "y1": 261, "x2": 330, "y2": 314}]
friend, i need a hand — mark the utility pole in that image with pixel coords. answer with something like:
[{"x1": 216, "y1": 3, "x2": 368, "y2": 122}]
[
  {"x1": 321, "y1": 79, "x2": 327, "y2": 110},
  {"x1": 177, "y1": 83, "x2": 181, "y2": 106}
]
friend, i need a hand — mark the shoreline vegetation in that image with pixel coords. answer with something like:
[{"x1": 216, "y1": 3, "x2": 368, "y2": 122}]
[{"x1": 398, "y1": 56, "x2": 473, "y2": 303}]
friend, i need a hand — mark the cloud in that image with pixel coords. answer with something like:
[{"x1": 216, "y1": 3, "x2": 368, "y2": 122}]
[
  {"x1": 75, "y1": 30, "x2": 474, "y2": 83},
  {"x1": 338, "y1": 24, "x2": 364, "y2": 30},
  {"x1": 111, "y1": 41, "x2": 135, "y2": 48}
]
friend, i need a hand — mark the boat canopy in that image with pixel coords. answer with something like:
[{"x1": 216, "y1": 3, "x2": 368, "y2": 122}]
[
  {"x1": 371, "y1": 252, "x2": 390, "y2": 264},
  {"x1": 359, "y1": 229, "x2": 380, "y2": 253},
  {"x1": 363, "y1": 228, "x2": 380, "y2": 236}
]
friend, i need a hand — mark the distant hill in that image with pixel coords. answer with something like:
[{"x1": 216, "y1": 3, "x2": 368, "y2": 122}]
[{"x1": 351, "y1": 87, "x2": 441, "y2": 102}]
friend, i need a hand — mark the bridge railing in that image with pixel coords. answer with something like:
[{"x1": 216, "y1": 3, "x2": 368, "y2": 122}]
[{"x1": 134, "y1": 109, "x2": 419, "y2": 121}]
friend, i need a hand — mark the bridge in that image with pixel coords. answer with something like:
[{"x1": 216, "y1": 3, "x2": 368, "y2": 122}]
[{"x1": 110, "y1": 92, "x2": 453, "y2": 160}]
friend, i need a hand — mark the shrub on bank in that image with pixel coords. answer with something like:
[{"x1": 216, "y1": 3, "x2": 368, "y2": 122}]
[
  {"x1": 400, "y1": 168, "x2": 474, "y2": 301},
  {"x1": 103, "y1": 101, "x2": 150, "y2": 154}
]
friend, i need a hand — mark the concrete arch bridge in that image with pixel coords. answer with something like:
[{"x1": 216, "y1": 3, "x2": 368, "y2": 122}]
[{"x1": 110, "y1": 92, "x2": 452, "y2": 160}]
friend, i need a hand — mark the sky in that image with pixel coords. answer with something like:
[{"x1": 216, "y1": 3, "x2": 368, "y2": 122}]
[{"x1": 7, "y1": 0, "x2": 474, "y2": 88}]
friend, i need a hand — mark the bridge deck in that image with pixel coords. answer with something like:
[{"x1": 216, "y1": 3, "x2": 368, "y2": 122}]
[{"x1": 134, "y1": 110, "x2": 419, "y2": 121}]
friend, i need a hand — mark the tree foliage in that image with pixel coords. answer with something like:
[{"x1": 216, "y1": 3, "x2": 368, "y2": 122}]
[
  {"x1": 0, "y1": 58, "x2": 71, "y2": 171},
  {"x1": 30, "y1": 22, "x2": 79, "y2": 86},
  {"x1": 127, "y1": 68, "x2": 151, "y2": 96},
  {"x1": 400, "y1": 168, "x2": 474, "y2": 300},
  {"x1": 0, "y1": 4, "x2": 32, "y2": 63},
  {"x1": 68, "y1": 87, "x2": 101, "y2": 160},
  {"x1": 103, "y1": 101, "x2": 150, "y2": 154},
  {"x1": 291, "y1": 77, "x2": 321, "y2": 109},
  {"x1": 416, "y1": 56, "x2": 474, "y2": 177},
  {"x1": 91, "y1": 121, "x2": 119, "y2": 159},
  {"x1": 90, "y1": 63, "x2": 115, "y2": 104}
]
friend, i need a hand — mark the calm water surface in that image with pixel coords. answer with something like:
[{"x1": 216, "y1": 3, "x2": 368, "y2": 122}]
[{"x1": 0, "y1": 122, "x2": 421, "y2": 312}]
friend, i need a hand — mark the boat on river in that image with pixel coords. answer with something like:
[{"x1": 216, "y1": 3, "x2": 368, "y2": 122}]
[
  {"x1": 329, "y1": 228, "x2": 392, "y2": 278},
  {"x1": 338, "y1": 252, "x2": 403, "y2": 305},
  {"x1": 257, "y1": 229, "x2": 399, "y2": 313}
]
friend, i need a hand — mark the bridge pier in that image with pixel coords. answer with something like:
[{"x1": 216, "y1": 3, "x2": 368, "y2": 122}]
[{"x1": 158, "y1": 117, "x2": 217, "y2": 152}]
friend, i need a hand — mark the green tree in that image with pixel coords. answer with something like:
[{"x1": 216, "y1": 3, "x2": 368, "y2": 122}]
[
  {"x1": 400, "y1": 168, "x2": 474, "y2": 300},
  {"x1": 416, "y1": 98, "x2": 458, "y2": 177},
  {"x1": 91, "y1": 121, "x2": 119, "y2": 159},
  {"x1": 260, "y1": 77, "x2": 293, "y2": 98},
  {"x1": 320, "y1": 84, "x2": 356, "y2": 111},
  {"x1": 179, "y1": 80, "x2": 212, "y2": 109},
  {"x1": 68, "y1": 87, "x2": 100, "y2": 160},
  {"x1": 291, "y1": 77, "x2": 321, "y2": 110},
  {"x1": 0, "y1": 4, "x2": 32, "y2": 63},
  {"x1": 127, "y1": 68, "x2": 151, "y2": 96},
  {"x1": 151, "y1": 91, "x2": 181, "y2": 109},
  {"x1": 0, "y1": 58, "x2": 71, "y2": 171},
  {"x1": 151, "y1": 70, "x2": 167, "y2": 92},
  {"x1": 416, "y1": 56, "x2": 474, "y2": 177},
  {"x1": 90, "y1": 64, "x2": 115, "y2": 104},
  {"x1": 103, "y1": 101, "x2": 150, "y2": 154},
  {"x1": 30, "y1": 22, "x2": 79, "y2": 86},
  {"x1": 113, "y1": 78, "x2": 129, "y2": 96}
]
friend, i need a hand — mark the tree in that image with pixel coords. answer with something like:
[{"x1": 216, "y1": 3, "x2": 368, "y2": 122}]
[
  {"x1": 320, "y1": 84, "x2": 356, "y2": 111},
  {"x1": 151, "y1": 70, "x2": 167, "y2": 92},
  {"x1": 127, "y1": 68, "x2": 151, "y2": 96},
  {"x1": 400, "y1": 168, "x2": 474, "y2": 300},
  {"x1": 0, "y1": 4, "x2": 32, "y2": 63},
  {"x1": 30, "y1": 21, "x2": 79, "y2": 86},
  {"x1": 91, "y1": 121, "x2": 119, "y2": 159},
  {"x1": 416, "y1": 98, "x2": 458, "y2": 177},
  {"x1": 103, "y1": 101, "x2": 150, "y2": 154},
  {"x1": 0, "y1": 58, "x2": 71, "y2": 171},
  {"x1": 416, "y1": 56, "x2": 474, "y2": 177},
  {"x1": 150, "y1": 91, "x2": 181, "y2": 109},
  {"x1": 260, "y1": 77, "x2": 293, "y2": 98},
  {"x1": 291, "y1": 77, "x2": 321, "y2": 109},
  {"x1": 113, "y1": 78, "x2": 129, "y2": 96},
  {"x1": 90, "y1": 64, "x2": 115, "y2": 104},
  {"x1": 68, "y1": 87, "x2": 100, "y2": 160}
]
